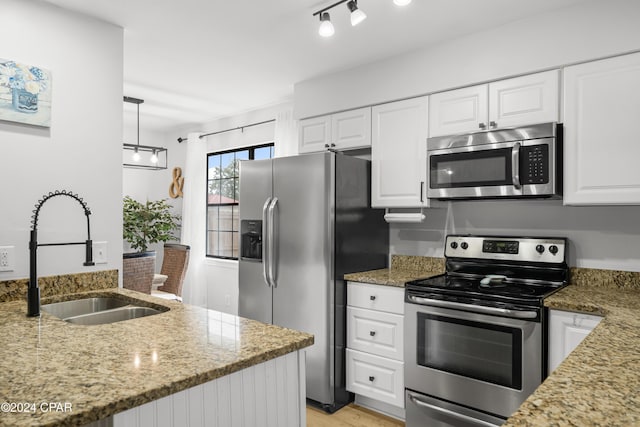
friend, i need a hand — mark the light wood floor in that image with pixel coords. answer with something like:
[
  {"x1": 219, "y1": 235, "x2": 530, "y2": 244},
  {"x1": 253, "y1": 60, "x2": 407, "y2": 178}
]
[{"x1": 307, "y1": 404, "x2": 405, "y2": 427}]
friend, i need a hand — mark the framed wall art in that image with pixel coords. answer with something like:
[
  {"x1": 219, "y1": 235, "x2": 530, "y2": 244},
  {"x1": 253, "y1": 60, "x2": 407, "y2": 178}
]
[{"x1": 0, "y1": 59, "x2": 52, "y2": 127}]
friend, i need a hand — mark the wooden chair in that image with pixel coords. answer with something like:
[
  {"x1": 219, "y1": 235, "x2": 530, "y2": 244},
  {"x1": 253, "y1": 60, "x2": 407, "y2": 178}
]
[{"x1": 151, "y1": 244, "x2": 190, "y2": 301}]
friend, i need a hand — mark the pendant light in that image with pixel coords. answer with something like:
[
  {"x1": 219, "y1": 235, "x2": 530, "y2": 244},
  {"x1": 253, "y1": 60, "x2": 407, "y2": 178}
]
[{"x1": 122, "y1": 96, "x2": 168, "y2": 170}]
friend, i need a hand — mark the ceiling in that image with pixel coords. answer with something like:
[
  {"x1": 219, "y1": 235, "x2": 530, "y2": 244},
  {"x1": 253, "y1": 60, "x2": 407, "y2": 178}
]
[{"x1": 43, "y1": 0, "x2": 590, "y2": 132}]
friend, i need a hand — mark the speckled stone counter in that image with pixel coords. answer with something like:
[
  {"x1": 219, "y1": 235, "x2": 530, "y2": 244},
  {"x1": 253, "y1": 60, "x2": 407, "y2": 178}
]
[
  {"x1": 504, "y1": 268, "x2": 640, "y2": 427},
  {"x1": 344, "y1": 255, "x2": 444, "y2": 287},
  {"x1": 0, "y1": 288, "x2": 313, "y2": 427}
]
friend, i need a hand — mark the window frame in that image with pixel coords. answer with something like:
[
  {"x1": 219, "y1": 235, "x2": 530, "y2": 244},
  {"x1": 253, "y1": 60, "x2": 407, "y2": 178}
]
[{"x1": 206, "y1": 143, "x2": 274, "y2": 260}]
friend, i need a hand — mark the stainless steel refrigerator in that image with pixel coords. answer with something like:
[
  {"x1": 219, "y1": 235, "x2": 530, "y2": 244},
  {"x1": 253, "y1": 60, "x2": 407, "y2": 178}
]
[{"x1": 238, "y1": 151, "x2": 388, "y2": 412}]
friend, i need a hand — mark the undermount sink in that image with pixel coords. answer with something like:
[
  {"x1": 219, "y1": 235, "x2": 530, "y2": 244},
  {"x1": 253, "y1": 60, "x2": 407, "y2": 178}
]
[{"x1": 41, "y1": 295, "x2": 167, "y2": 325}]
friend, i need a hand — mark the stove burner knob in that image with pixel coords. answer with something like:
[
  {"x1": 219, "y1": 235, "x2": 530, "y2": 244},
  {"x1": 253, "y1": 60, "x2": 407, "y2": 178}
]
[
  {"x1": 536, "y1": 244, "x2": 545, "y2": 254},
  {"x1": 460, "y1": 242, "x2": 468, "y2": 250},
  {"x1": 450, "y1": 242, "x2": 458, "y2": 249},
  {"x1": 549, "y1": 245, "x2": 559, "y2": 255}
]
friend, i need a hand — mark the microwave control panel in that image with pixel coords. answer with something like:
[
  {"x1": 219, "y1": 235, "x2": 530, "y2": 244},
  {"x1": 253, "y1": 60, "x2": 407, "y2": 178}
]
[{"x1": 521, "y1": 145, "x2": 549, "y2": 185}]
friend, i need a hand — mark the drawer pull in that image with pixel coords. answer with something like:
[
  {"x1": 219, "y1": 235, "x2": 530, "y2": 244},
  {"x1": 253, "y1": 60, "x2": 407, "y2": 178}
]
[
  {"x1": 369, "y1": 376, "x2": 375, "y2": 382},
  {"x1": 369, "y1": 330, "x2": 376, "y2": 337},
  {"x1": 370, "y1": 295, "x2": 376, "y2": 301}
]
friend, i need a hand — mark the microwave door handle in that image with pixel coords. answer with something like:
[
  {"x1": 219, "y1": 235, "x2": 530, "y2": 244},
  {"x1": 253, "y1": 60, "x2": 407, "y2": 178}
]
[
  {"x1": 512, "y1": 142, "x2": 521, "y2": 189},
  {"x1": 262, "y1": 197, "x2": 272, "y2": 287},
  {"x1": 408, "y1": 392, "x2": 499, "y2": 427}
]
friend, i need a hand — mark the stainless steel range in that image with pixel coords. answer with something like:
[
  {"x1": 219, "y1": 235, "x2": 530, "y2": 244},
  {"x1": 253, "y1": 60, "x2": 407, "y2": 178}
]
[{"x1": 404, "y1": 235, "x2": 569, "y2": 427}]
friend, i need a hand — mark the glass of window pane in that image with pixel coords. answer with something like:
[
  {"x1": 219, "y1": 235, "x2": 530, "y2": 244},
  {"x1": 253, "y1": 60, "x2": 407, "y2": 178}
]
[
  {"x1": 254, "y1": 146, "x2": 271, "y2": 160},
  {"x1": 235, "y1": 150, "x2": 249, "y2": 176},
  {"x1": 232, "y1": 232, "x2": 239, "y2": 259},
  {"x1": 221, "y1": 152, "x2": 235, "y2": 178},
  {"x1": 208, "y1": 180, "x2": 221, "y2": 204},
  {"x1": 218, "y1": 206, "x2": 233, "y2": 232},
  {"x1": 218, "y1": 178, "x2": 235, "y2": 203},
  {"x1": 208, "y1": 155, "x2": 221, "y2": 179},
  {"x1": 218, "y1": 231, "x2": 234, "y2": 258},
  {"x1": 207, "y1": 231, "x2": 219, "y2": 257}
]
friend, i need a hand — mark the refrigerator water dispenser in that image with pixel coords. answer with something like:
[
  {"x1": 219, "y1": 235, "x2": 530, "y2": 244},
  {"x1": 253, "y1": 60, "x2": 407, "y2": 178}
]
[{"x1": 240, "y1": 219, "x2": 262, "y2": 261}]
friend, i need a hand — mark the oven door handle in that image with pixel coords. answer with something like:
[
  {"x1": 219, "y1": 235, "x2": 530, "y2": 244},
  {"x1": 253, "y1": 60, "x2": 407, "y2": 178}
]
[
  {"x1": 407, "y1": 295, "x2": 538, "y2": 319},
  {"x1": 408, "y1": 392, "x2": 500, "y2": 427}
]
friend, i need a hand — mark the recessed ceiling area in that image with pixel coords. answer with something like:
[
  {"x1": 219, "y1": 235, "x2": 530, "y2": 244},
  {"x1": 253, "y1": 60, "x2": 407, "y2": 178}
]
[{"x1": 43, "y1": 0, "x2": 592, "y2": 132}]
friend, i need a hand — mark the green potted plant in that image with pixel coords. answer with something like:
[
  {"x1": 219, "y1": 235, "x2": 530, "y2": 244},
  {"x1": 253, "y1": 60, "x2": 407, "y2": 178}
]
[{"x1": 122, "y1": 196, "x2": 180, "y2": 293}]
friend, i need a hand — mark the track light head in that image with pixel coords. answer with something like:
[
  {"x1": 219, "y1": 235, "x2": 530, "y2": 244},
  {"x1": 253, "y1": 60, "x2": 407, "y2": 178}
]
[
  {"x1": 318, "y1": 12, "x2": 335, "y2": 37},
  {"x1": 347, "y1": 0, "x2": 366, "y2": 26}
]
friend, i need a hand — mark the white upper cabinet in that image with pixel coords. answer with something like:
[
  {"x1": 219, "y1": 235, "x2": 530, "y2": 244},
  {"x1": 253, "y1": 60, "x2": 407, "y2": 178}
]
[
  {"x1": 298, "y1": 115, "x2": 331, "y2": 153},
  {"x1": 488, "y1": 70, "x2": 559, "y2": 130},
  {"x1": 563, "y1": 52, "x2": 640, "y2": 205},
  {"x1": 429, "y1": 85, "x2": 488, "y2": 137},
  {"x1": 298, "y1": 107, "x2": 371, "y2": 154},
  {"x1": 428, "y1": 70, "x2": 560, "y2": 137},
  {"x1": 371, "y1": 96, "x2": 429, "y2": 208}
]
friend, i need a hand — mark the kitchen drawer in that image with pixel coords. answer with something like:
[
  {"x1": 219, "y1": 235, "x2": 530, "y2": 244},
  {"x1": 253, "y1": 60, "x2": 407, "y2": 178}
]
[
  {"x1": 347, "y1": 306, "x2": 404, "y2": 361},
  {"x1": 347, "y1": 282, "x2": 404, "y2": 314},
  {"x1": 346, "y1": 348, "x2": 404, "y2": 408}
]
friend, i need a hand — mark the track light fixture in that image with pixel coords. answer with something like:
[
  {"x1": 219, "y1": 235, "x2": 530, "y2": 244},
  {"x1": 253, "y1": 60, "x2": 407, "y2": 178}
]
[
  {"x1": 318, "y1": 12, "x2": 335, "y2": 37},
  {"x1": 313, "y1": 0, "x2": 410, "y2": 37},
  {"x1": 347, "y1": 1, "x2": 366, "y2": 26}
]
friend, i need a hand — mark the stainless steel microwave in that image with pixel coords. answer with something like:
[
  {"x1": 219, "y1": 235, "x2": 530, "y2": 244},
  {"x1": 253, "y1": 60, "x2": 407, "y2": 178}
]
[{"x1": 427, "y1": 122, "x2": 561, "y2": 200}]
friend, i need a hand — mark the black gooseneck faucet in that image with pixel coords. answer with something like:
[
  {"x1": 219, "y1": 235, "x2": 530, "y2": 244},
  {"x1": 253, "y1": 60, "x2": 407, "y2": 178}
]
[{"x1": 28, "y1": 190, "x2": 95, "y2": 317}]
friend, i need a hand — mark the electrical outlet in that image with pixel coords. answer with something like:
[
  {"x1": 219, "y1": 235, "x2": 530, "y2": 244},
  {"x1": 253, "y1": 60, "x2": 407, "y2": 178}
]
[
  {"x1": 93, "y1": 241, "x2": 108, "y2": 264},
  {"x1": 0, "y1": 246, "x2": 15, "y2": 272},
  {"x1": 225, "y1": 294, "x2": 231, "y2": 307}
]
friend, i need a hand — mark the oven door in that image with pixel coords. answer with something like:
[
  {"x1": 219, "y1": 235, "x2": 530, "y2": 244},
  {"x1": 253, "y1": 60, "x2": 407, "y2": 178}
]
[
  {"x1": 427, "y1": 138, "x2": 555, "y2": 199},
  {"x1": 405, "y1": 301, "x2": 542, "y2": 419}
]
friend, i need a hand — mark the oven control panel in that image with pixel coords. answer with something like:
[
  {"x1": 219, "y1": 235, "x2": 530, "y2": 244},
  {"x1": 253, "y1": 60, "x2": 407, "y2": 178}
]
[{"x1": 445, "y1": 235, "x2": 566, "y2": 264}]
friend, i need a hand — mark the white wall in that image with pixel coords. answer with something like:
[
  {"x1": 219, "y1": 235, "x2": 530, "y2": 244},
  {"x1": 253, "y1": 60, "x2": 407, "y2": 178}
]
[
  {"x1": 0, "y1": 1, "x2": 123, "y2": 281},
  {"x1": 294, "y1": 0, "x2": 640, "y2": 119}
]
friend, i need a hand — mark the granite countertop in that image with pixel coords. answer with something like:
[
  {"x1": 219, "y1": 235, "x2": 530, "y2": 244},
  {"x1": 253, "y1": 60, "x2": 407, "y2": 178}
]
[
  {"x1": 344, "y1": 255, "x2": 445, "y2": 287},
  {"x1": 0, "y1": 288, "x2": 313, "y2": 427},
  {"x1": 504, "y1": 270, "x2": 640, "y2": 426}
]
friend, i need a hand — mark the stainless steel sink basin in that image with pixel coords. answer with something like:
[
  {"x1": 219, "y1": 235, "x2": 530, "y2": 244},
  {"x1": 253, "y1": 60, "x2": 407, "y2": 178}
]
[
  {"x1": 42, "y1": 297, "x2": 129, "y2": 319},
  {"x1": 64, "y1": 306, "x2": 163, "y2": 325},
  {"x1": 41, "y1": 295, "x2": 167, "y2": 325}
]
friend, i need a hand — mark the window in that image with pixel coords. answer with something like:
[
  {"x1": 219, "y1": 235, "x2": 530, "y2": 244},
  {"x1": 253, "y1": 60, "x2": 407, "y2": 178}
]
[{"x1": 206, "y1": 144, "x2": 274, "y2": 259}]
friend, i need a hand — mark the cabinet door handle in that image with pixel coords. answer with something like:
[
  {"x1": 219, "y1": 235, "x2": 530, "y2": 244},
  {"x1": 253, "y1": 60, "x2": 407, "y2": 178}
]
[
  {"x1": 420, "y1": 181, "x2": 424, "y2": 202},
  {"x1": 324, "y1": 144, "x2": 330, "y2": 148},
  {"x1": 330, "y1": 143, "x2": 336, "y2": 147},
  {"x1": 369, "y1": 376, "x2": 375, "y2": 382},
  {"x1": 370, "y1": 295, "x2": 376, "y2": 301},
  {"x1": 490, "y1": 121, "x2": 497, "y2": 128},
  {"x1": 369, "y1": 331, "x2": 376, "y2": 337},
  {"x1": 478, "y1": 122, "x2": 486, "y2": 129}
]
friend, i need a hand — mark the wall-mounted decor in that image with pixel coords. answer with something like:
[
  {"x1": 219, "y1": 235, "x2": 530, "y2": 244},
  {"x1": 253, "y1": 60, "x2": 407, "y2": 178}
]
[
  {"x1": 0, "y1": 59, "x2": 52, "y2": 127},
  {"x1": 169, "y1": 167, "x2": 184, "y2": 198}
]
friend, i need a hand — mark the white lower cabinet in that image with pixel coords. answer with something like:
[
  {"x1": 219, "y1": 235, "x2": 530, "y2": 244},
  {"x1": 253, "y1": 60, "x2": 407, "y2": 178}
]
[
  {"x1": 548, "y1": 309, "x2": 602, "y2": 373},
  {"x1": 346, "y1": 281, "x2": 405, "y2": 416}
]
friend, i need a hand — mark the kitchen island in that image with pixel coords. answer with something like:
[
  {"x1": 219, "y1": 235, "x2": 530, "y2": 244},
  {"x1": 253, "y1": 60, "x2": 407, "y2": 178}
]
[{"x1": 0, "y1": 287, "x2": 313, "y2": 427}]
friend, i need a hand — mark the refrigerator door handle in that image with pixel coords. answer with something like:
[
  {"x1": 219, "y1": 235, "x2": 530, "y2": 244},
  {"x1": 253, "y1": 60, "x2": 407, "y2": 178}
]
[
  {"x1": 268, "y1": 197, "x2": 279, "y2": 287},
  {"x1": 262, "y1": 197, "x2": 272, "y2": 287}
]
